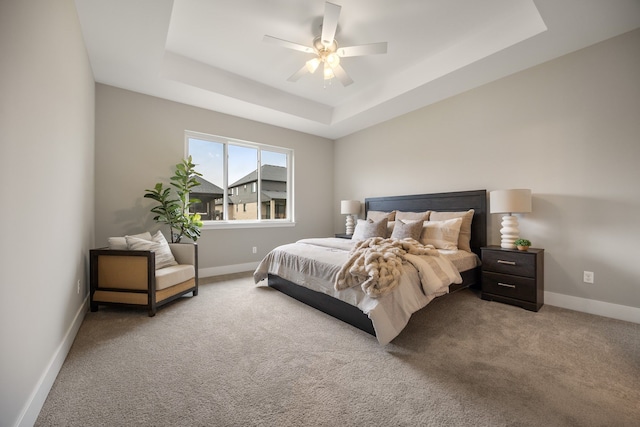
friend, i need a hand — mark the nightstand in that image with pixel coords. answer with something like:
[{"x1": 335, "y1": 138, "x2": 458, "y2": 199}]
[
  {"x1": 335, "y1": 233, "x2": 352, "y2": 239},
  {"x1": 481, "y1": 246, "x2": 544, "y2": 311}
]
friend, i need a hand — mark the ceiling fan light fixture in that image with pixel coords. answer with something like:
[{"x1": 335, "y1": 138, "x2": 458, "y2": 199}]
[
  {"x1": 313, "y1": 36, "x2": 337, "y2": 54},
  {"x1": 325, "y1": 52, "x2": 340, "y2": 67},
  {"x1": 323, "y1": 63, "x2": 335, "y2": 80},
  {"x1": 264, "y1": 1, "x2": 387, "y2": 87}
]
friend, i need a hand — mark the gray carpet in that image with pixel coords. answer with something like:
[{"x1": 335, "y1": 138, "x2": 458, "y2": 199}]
[{"x1": 36, "y1": 273, "x2": 640, "y2": 426}]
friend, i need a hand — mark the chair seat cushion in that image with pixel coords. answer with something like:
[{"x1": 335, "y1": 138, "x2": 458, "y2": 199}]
[{"x1": 156, "y1": 264, "x2": 195, "y2": 290}]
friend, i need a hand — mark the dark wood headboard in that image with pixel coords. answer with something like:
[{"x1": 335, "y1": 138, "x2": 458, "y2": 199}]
[{"x1": 364, "y1": 189, "x2": 487, "y2": 256}]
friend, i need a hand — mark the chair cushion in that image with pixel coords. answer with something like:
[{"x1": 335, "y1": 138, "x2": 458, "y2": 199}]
[{"x1": 155, "y1": 264, "x2": 195, "y2": 290}]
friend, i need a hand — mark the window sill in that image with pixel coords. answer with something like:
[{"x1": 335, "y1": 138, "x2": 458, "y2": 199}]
[{"x1": 201, "y1": 221, "x2": 296, "y2": 230}]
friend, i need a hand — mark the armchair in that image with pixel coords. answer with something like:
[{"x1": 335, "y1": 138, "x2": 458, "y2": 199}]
[{"x1": 90, "y1": 243, "x2": 198, "y2": 316}]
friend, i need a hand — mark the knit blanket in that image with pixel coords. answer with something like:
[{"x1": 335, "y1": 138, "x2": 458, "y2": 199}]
[{"x1": 334, "y1": 237, "x2": 462, "y2": 298}]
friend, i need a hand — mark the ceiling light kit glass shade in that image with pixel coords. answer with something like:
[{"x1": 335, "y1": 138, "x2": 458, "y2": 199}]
[
  {"x1": 340, "y1": 200, "x2": 361, "y2": 235},
  {"x1": 490, "y1": 189, "x2": 532, "y2": 249}
]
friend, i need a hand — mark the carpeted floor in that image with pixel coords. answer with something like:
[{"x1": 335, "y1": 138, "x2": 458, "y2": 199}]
[{"x1": 36, "y1": 272, "x2": 640, "y2": 426}]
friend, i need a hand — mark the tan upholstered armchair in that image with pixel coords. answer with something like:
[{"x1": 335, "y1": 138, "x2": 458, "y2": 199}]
[{"x1": 90, "y1": 243, "x2": 198, "y2": 316}]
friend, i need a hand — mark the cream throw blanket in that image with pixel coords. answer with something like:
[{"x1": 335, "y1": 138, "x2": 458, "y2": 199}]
[{"x1": 335, "y1": 237, "x2": 461, "y2": 298}]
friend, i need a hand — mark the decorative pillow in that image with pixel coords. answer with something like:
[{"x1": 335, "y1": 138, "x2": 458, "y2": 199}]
[
  {"x1": 125, "y1": 231, "x2": 178, "y2": 269},
  {"x1": 390, "y1": 219, "x2": 424, "y2": 240},
  {"x1": 386, "y1": 221, "x2": 395, "y2": 238},
  {"x1": 108, "y1": 231, "x2": 152, "y2": 250},
  {"x1": 395, "y1": 211, "x2": 430, "y2": 222},
  {"x1": 352, "y1": 218, "x2": 388, "y2": 241},
  {"x1": 420, "y1": 217, "x2": 463, "y2": 250},
  {"x1": 429, "y1": 209, "x2": 474, "y2": 252},
  {"x1": 366, "y1": 210, "x2": 396, "y2": 222}
]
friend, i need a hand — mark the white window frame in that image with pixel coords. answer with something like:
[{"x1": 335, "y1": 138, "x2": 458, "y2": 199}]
[{"x1": 185, "y1": 130, "x2": 295, "y2": 229}]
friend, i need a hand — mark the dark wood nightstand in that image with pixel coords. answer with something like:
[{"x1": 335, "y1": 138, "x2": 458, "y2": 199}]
[
  {"x1": 481, "y1": 246, "x2": 544, "y2": 311},
  {"x1": 335, "y1": 233, "x2": 352, "y2": 239}
]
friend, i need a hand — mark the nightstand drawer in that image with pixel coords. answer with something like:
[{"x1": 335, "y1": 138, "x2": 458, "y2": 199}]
[
  {"x1": 482, "y1": 250, "x2": 535, "y2": 277},
  {"x1": 482, "y1": 272, "x2": 536, "y2": 302}
]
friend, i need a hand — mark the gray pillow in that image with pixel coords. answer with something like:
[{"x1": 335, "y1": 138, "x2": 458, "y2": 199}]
[
  {"x1": 352, "y1": 218, "x2": 388, "y2": 240},
  {"x1": 390, "y1": 219, "x2": 424, "y2": 240}
]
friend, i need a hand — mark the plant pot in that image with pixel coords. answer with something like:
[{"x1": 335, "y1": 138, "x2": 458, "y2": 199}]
[{"x1": 517, "y1": 245, "x2": 529, "y2": 251}]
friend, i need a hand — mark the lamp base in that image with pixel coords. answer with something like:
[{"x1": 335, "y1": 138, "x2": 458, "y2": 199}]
[
  {"x1": 345, "y1": 215, "x2": 355, "y2": 235},
  {"x1": 500, "y1": 214, "x2": 520, "y2": 249}
]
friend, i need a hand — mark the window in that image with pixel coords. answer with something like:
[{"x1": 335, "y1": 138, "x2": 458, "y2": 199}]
[{"x1": 186, "y1": 131, "x2": 293, "y2": 226}]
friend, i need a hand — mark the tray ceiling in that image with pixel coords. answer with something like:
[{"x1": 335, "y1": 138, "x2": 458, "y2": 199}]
[{"x1": 75, "y1": 0, "x2": 640, "y2": 139}]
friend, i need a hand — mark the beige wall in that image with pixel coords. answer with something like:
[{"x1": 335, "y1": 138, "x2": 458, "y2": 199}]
[
  {"x1": 95, "y1": 85, "x2": 334, "y2": 271},
  {"x1": 0, "y1": 1, "x2": 95, "y2": 426},
  {"x1": 334, "y1": 29, "x2": 640, "y2": 309}
]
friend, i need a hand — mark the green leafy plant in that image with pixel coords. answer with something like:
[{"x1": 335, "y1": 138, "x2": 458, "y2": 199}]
[
  {"x1": 144, "y1": 156, "x2": 203, "y2": 243},
  {"x1": 514, "y1": 239, "x2": 531, "y2": 247}
]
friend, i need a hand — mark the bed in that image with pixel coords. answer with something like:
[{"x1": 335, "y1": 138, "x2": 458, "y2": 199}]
[{"x1": 254, "y1": 189, "x2": 487, "y2": 344}]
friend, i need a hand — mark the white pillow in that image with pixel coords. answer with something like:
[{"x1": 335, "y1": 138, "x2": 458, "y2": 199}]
[
  {"x1": 125, "y1": 231, "x2": 177, "y2": 269},
  {"x1": 420, "y1": 218, "x2": 463, "y2": 250},
  {"x1": 430, "y1": 209, "x2": 474, "y2": 252},
  {"x1": 108, "y1": 231, "x2": 152, "y2": 250}
]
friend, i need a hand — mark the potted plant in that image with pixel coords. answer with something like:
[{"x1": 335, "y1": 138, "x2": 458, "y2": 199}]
[
  {"x1": 514, "y1": 239, "x2": 531, "y2": 251},
  {"x1": 144, "y1": 156, "x2": 203, "y2": 243}
]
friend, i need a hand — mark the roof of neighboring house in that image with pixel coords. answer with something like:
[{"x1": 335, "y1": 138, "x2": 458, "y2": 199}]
[
  {"x1": 261, "y1": 190, "x2": 286, "y2": 202},
  {"x1": 191, "y1": 175, "x2": 224, "y2": 195},
  {"x1": 228, "y1": 194, "x2": 256, "y2": 205},
  {"x1": 228, "y1": 190, "x2": 286, "y2": 205},
  {"x1": 230, "y1": 165, "x2": 286, "y2": 187}
]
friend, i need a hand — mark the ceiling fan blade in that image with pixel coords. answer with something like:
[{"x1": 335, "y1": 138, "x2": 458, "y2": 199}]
[
  {"x1": 330, "y1": 64, "x2": 354, "y2": 87},
  {"x1": 287, "y1": 64, "x2": 310, "y2": 82},
  {"x1": 263, "y1": 35, "x2": 314, "y2": 54},
  {"x1": 337, "y1": 42, "x2": 388, "y2": 57},
  {"x1": 321, "y1": 2, "x2": 341, "y2": 47}
]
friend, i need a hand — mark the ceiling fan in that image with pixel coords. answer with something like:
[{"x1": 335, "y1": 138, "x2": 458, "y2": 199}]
[{"x1": 263, "y1": 1, "x2": 388, "y2": 87}]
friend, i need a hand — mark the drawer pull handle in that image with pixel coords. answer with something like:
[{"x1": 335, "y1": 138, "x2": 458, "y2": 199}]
[
  {"x1": 498, "y1": 282, "x2": 516, "y2": 289},
  {"x1": 497, "y1": 260, "x2": 516, "y2": 265}
]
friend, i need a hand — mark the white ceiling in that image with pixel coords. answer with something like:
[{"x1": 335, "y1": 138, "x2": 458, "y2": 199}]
[{"x1": 74, "y1": 0, "x2": 640, "y2": 139}]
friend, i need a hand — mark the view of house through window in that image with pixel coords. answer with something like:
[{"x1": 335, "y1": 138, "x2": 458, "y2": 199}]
[{"x1": 186, "y1": 131, "x2": 292, "y2": 223}]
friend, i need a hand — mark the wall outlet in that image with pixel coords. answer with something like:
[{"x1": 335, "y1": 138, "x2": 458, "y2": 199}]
[
  {"x1": 77, "y1": 280, "x2": 81, "y2": 294},
  {"x1": 583, "y1": 271, "x2": 594, "y2": 284},
  {"x1": 252, "y1": 246, "x2": 257, "y2": 254}
]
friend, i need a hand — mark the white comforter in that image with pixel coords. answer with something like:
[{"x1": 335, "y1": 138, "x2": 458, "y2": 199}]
[{"x1": 254, "y1": 237, "x2": 472, "y2": 345}]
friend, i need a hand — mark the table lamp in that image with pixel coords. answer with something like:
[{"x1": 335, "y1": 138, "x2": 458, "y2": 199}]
[
  {"x1": 340, "y1": 200, "x2": 360, "y2": 235},
  {"x1": 490, "y1": 189, "x2": 532, "y2": 249}
]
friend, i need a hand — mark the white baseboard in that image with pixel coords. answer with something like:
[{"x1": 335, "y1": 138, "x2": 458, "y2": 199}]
[
  {"x1": 545, "y1": 291, "x2": 640, "y2": 324},
  {"x1": 17, "y1": 296, "x2": 89, "y2": 427},
  {"x1": 199, "y1": 262, "x2": 259, "y2": 278}
]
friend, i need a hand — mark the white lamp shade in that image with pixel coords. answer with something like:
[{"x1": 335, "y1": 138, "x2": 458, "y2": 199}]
[
  {"x1": 340, "y1": 200, "x2": 360, "y2": 215},
  {"x1": 490, "y1": 189, "x2": 532, "y2": 214}
]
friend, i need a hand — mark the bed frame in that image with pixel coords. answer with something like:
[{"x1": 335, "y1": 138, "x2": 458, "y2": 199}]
[{"x1": 268, "y1": 189, "x2": 487, "y2": 336}]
